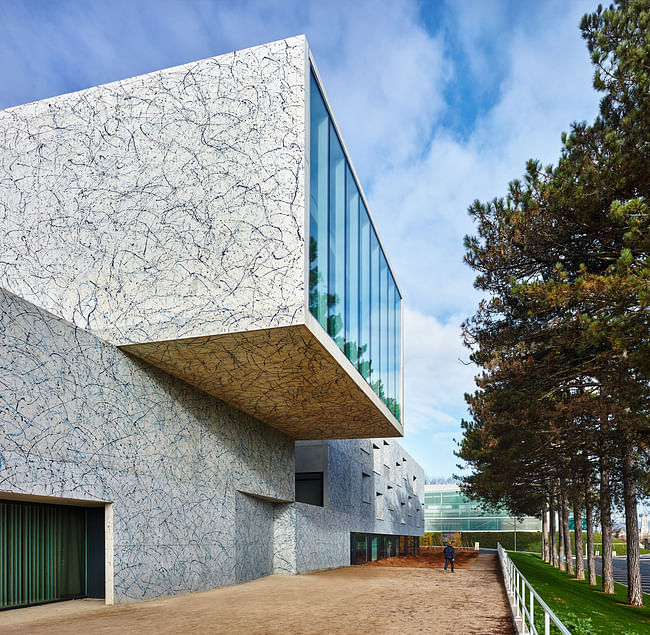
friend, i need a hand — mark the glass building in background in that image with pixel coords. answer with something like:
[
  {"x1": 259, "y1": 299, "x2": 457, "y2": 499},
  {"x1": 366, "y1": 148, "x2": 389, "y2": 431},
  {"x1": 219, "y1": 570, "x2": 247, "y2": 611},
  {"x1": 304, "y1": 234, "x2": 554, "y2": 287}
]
[
  {"x1": 309, "y1": 71, "x2": 402, "y2": 421},
  {"x1": 424, "y1": 485, "x2": 541, "y2": 533}
]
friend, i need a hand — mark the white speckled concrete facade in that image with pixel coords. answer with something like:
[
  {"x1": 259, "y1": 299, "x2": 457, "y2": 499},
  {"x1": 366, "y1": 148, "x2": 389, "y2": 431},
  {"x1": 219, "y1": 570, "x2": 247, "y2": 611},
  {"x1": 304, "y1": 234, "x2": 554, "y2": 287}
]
[
  {"x1": 0, "y1": 37, "x2": 305, "y2": 345},
  {"x1": 0, "y1": 288, "x2": 293, "y2": 603},
  {"x1": 291, "y1": 439, "x2": 424, "y2": 573},
  {"x1": 0, "y1": 35, "x2": 401, "y2": 440},
  {"x1": 0, "y1": 38, "x2": 420, "y2": 607},
  {"x1": 1, "y1": 289, "x2": 422, "y2": 603}
]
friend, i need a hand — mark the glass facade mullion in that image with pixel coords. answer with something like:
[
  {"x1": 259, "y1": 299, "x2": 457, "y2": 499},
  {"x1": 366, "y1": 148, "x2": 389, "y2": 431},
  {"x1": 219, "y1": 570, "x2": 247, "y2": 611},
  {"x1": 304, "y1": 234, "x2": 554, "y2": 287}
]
[
  {"x1": 370, "y1": 227, "x2": 380, "y2": 395},
  {"x1": 387, "y1": 281, "x2": 395, "y2": 416},
  {"x1": 345, "y1": 166, "x2": 360, "y2": 365},
  {"x1": 359, "y1": 204, "x2": 371, "y2": 381},
  {"x1": 394, "y1": 286, "x2": 401, "y2": 420},
  {"x1": 328, "y1": 123, "x2": 346, "y2": 352},
  {"x1": 379, "y1": 253, "x2": 388, "y2": 401},
  {"x1": 309, "y1": 73, "x2": 329, "y2": 330}
]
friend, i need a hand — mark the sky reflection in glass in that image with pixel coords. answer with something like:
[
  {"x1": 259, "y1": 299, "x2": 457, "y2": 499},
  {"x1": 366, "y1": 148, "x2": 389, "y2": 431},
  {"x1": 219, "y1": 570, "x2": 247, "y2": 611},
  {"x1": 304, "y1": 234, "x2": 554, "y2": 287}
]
[{"x1": 309, "y1": 70, "x2": 401, "y2": 421}]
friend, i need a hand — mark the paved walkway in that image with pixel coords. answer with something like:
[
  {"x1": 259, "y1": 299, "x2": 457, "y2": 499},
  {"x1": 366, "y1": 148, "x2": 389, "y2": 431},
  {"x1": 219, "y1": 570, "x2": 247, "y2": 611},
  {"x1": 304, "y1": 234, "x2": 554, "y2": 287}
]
[{"x1": 0, "y1": 554, "x2": 514, "y2": 635}]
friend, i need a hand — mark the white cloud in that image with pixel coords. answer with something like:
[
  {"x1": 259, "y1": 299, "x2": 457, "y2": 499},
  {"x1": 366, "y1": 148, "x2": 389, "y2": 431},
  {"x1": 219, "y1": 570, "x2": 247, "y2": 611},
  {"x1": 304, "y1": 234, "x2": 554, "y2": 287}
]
[{"x1": 303, "y1": 0, "x2": 447, "y2": 181}]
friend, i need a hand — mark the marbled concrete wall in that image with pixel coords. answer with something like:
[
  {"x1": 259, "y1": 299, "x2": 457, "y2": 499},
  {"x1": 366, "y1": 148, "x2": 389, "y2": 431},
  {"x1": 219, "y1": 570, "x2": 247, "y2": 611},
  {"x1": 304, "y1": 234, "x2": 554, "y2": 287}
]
[
  {"x1": 235, "y1": 493, "x2": 274, "y2": 584},
  {"x1": 0, "y1": 288, "x2": 294, "y2": 603},
  {"x1": 0, "y1": 36, "x2": 306, "y2": 346},
  {"x1": 0, "y1": 35, "x2": 405, "y2": 444},
  {"x1": 121, "y1": 325, "x2": 402, "y2": 440},
  {"x1": 272, "y1": 503, "x2": 297, "y2": 575},
  {"x1": 291, "y1": 439, "x2": 424, "y2": 573}
]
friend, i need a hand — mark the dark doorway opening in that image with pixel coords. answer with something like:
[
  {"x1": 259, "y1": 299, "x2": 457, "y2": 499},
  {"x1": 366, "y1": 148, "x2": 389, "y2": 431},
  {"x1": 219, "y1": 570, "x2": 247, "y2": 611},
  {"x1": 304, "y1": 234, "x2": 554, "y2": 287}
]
[{"x1": 0, "y1": 499, "x2": 105, "y2": 610}]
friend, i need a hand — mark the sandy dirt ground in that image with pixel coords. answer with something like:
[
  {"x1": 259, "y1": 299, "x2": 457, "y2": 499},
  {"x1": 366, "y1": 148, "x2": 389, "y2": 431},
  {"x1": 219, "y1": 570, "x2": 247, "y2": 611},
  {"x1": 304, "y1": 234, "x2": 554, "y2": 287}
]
[
  {"x1": 0, "y1": 554, "x2": 514, "y2": 635},
  {"x1": 362, "y1": 547, "x2": 479, "y2": 569}
]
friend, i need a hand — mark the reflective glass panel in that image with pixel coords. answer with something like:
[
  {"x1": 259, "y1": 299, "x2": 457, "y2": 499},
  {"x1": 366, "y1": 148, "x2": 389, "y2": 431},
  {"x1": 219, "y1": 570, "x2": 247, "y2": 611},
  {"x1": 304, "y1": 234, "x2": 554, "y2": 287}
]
[
  {"x1": 380, "y1": 253, "x2": 388, "y2": 401},
  {"x1": 370, "y1": 227, "x2": 380, "y2": 394},
  {"x1": 328, "y1": 123, "x2": 345, "y2": 351},
  {"x1": 345, "y1": 166, "x2": 360, "y2": 365},
  {"x1": 309, "y1": 74, "x2": 329, "y2": 329},
  {"x1": 387, "y1": 281, "x2": 395, "y2": 416},
  {"x1": 359, "y1": 204, "x2": 371, "y2": 380},
  {"x1": 393, "y1": 283, "x2": 401, "y2": 420},
  {"x1": 308, "y1": 69, "x2": 401, "y2": 420}
]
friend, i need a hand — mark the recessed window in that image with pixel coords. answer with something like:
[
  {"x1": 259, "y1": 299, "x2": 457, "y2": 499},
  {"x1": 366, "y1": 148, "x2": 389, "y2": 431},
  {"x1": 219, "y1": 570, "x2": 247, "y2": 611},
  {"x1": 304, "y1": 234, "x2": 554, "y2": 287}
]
[
  {"x1": 362, "y1": 472, "x2": 371, "y2": 503},
  {"x1": 295, "y1": 472, "x2": 324, "y2": 507}
]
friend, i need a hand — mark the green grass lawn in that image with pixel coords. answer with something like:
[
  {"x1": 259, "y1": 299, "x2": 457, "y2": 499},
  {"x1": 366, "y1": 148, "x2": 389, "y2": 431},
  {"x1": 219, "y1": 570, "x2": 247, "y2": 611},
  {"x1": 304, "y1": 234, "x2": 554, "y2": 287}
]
[{"x1": 509, "y1": 552, "x2": 650, "y2": 635}]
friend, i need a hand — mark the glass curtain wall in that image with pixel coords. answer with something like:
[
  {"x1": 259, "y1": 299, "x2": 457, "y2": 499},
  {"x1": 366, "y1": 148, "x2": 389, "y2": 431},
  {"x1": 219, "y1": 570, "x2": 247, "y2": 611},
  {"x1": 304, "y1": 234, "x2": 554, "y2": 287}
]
[
  {"x1": 309, "y1": 70, "x2": 402, "y2": 420},
  {"x1": 350, "y1": 532, "x2": 419, "y2": 564},
  {"x1": 423, "y1": 489, "x2": 542, "y2": 532}
]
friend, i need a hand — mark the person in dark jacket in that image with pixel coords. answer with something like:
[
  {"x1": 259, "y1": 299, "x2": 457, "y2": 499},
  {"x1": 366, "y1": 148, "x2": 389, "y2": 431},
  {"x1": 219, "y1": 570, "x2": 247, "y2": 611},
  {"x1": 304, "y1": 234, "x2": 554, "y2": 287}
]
[{"x1": 444, "y1": 541, "x2": 455, "y2": 573}]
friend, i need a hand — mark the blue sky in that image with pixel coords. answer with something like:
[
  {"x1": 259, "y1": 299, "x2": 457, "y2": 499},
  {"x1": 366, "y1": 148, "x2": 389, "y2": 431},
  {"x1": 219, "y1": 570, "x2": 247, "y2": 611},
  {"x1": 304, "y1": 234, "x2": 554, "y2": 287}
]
[{"x1": 0, "y1": 0, "x2": 601, "y2": 477}]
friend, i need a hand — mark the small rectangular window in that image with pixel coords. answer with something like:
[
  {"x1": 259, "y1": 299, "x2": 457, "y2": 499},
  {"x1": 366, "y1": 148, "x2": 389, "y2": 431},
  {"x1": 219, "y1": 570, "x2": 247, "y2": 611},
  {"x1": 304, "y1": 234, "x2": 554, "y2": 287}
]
[
  {"x1": 361, "y1": 472, "x2": 371, "y2": 503},
  {"x1": 295, "y1": 472, "x2": 324, "y2": 507}
]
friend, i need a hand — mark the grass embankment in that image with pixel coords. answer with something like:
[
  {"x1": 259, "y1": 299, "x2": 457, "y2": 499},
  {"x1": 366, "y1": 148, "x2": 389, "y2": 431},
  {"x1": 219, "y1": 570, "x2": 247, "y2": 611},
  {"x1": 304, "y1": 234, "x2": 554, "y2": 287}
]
[{"x1": 509, "y1": 552, "x2": 650, "y2": 635}]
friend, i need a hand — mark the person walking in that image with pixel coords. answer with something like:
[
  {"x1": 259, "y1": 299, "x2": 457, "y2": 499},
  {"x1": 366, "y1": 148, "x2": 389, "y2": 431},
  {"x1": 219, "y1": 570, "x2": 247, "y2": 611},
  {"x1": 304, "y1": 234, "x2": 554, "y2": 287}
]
[{"x1": 444, "y1": 541, "x2": 455, "y2": 573}]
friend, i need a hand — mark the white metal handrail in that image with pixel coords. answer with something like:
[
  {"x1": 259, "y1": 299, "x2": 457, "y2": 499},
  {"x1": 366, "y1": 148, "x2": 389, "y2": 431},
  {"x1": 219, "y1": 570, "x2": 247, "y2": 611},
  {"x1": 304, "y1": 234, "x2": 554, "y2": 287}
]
[{"x1": 497, "y1": 543, "x2": 571, "y2": 635}]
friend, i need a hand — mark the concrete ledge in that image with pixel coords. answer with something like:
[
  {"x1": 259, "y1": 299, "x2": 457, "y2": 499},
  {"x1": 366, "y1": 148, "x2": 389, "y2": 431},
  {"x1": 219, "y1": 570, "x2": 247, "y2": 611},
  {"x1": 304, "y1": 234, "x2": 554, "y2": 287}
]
[{"x1": 121, "y1": 324, "x2": 402, "y2": 440}]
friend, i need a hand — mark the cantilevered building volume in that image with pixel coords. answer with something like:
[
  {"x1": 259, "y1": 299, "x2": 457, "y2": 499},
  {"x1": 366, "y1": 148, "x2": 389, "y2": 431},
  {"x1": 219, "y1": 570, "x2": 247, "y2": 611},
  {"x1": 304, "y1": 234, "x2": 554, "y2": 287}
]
[{"x1": 0, "y1": 36, "x2": 423, "y2": 609}]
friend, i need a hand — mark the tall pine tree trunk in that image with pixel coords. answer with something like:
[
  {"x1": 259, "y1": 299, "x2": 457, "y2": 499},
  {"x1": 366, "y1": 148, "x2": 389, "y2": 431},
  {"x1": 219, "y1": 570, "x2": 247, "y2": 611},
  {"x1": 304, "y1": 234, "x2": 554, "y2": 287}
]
[
  {"x1": 549, "y1": 486, "x2": 558, "y2": 568},
  {"x1": 542, "y1": 506, "x2": 549, "y2": 563},
  {"x1": 558, "y1": 484, "x2": 566, "y2": 572},
  {"x1": 622, "y1": 440, "x2": 643, "y2": 606},
  {"x1": 585, "y1": 485, "x2": 596, "y2": 585},
  {"x1": 560, "y1": 481, "x2": 573, "y2": 575},
  {"x1": 573, "y1": 494, "x2": 584, "y2": 580},
  {"x1": 600, "y1": 449, "x2": 615, "y2": 594}
]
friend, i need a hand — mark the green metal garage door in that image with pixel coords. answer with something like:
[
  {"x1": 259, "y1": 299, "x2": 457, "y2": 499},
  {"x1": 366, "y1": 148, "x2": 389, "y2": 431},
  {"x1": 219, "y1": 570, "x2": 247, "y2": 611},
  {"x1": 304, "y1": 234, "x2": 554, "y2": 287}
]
[{"x1": 1, "y1": 500, "x2": 89, "y2": 610}]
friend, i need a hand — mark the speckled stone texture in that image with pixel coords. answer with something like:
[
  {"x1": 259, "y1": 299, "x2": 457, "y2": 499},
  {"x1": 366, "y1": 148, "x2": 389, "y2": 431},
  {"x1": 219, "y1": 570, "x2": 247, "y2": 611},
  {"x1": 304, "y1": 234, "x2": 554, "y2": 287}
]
[
  {"x1": 0, "y1": 288, "x2": 294, "y2": 603},
  {"x1": 235, "y1": 493, "x2": 274, "y2": 584},
  {"x1": 0, "y1": 36, "x2": 417, "y2": 604},
  {"x1": 0, "y1": 36, "x2": 402, "y2": 440},
  {"x1": 0, "y1": 37, "x2": 305, "y2": 346},
  {"x1": 121, "y1": 325, "x2": 401, "y2": 440},
  {"x1": 1, "y1": 289, "x2": 424, "y2": 601},
  {"x1": 291, "y1": 439, "x2": 425, "y2": 573}
]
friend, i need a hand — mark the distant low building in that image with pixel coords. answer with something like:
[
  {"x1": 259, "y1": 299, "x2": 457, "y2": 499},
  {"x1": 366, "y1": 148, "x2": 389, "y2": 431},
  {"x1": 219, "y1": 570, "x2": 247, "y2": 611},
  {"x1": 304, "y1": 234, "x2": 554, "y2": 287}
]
[{"x1": 423, "y1": 484, "x2": 541, "y2": 533}]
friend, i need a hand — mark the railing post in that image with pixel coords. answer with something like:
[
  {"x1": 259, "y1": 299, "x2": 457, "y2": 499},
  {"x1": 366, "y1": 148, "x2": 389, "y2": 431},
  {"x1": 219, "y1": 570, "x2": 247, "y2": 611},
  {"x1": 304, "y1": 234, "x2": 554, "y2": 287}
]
[
  {"x1": 515, "y1": 570, "x2": 520, "y2": 617},
  {"x1": 530, "y1": 588, "x2": 534, "y2": 634},
  {"x1": 521, "y1": 574, "x2": 525, "y2": 620},
  {"x1": 497, "y1": 542, "x2": 571, "y2": 635}
]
